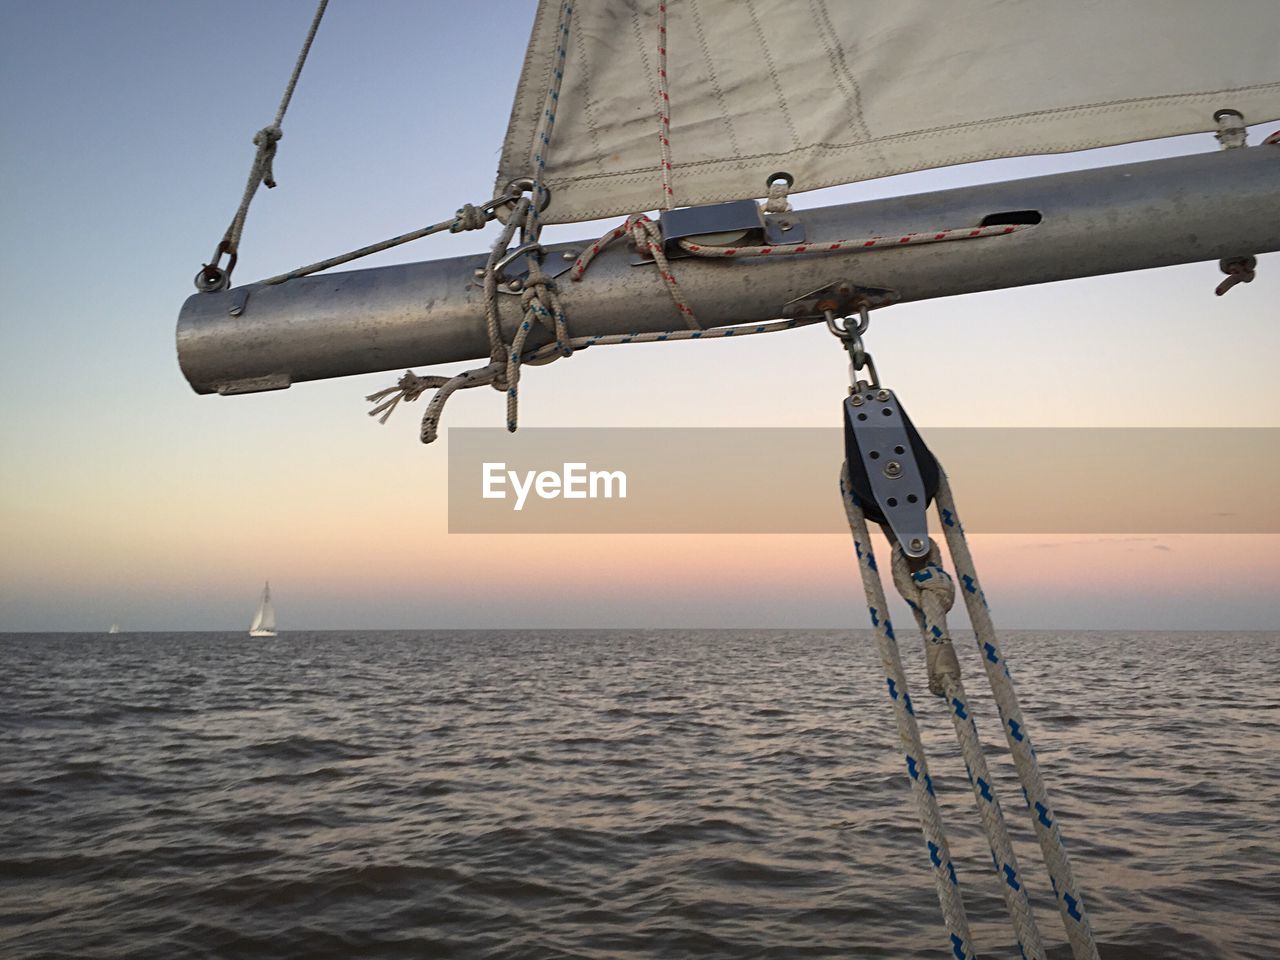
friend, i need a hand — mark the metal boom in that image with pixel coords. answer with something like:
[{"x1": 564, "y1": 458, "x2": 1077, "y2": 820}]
[{"x1": 177, "y1": 146, "x2": 1280, "y2": 397}]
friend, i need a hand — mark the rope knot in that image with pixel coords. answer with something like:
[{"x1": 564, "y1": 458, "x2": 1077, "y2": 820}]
[
  {"x1": 451, "y1": 202, "x2": 489, "y2": 233},
  {"x1": 252, "y1": 125, "x2": 283, "y2": 188},
  {"x1": 364, "y1": 371, "x2": 433, "y2": 424},
  {"x1": 395, "y1": 371, "x2": 431, "y2": 402},
  {"x1": 520, "y1": 263, "x2": 573, "y2": 359},
  {"x1": 891, "y1": 541, "x2": 961, "y2": 696},
  {"x1": 763, "y1": 179, "x2": 793, "y2": 213}
]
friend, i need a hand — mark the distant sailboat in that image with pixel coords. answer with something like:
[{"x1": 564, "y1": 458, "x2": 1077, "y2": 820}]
[
  {"x1": 107, "y1": 623, "x2": 120, "y2": 635},
  {"x1": 248, "y1": 582, "x2": 277, "y2": 637}
]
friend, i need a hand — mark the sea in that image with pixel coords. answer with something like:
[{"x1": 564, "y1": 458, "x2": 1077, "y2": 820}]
[{"x1": 1, "y1": 630, "x2": 1277, "y2": 960}]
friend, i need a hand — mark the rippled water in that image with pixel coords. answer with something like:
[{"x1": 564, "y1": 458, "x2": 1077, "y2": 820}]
[{"x1": 1, "y1": 630, "x2": 1277, "y2": 959}]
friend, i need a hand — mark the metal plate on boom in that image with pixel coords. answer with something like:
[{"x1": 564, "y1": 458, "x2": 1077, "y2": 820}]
[{"x1": 843, "y1": 387, "x2": 939, "y2": 557}]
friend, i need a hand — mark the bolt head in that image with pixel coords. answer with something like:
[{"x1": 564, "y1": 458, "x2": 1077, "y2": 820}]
[
  {"x1": 876, "y1": 390, "x2": 890, "y2": 401},
  {"x1": 508, "y1": 279, "x2": 523, "y2": 292},
  {"x1": 561, "y1": 250, "x2": 577, "y2": 261},
  {"x1": 884, "y1": 461, "x2": 902, "y2": 478},
  {"x1": 909, "y1": 538, "x2": 925, "y2": 552},
  {"x1": 850, "y1": 394, "x2": 864, "y2": 406}
]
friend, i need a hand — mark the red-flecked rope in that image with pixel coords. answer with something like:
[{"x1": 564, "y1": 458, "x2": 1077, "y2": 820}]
[
  {"x1": 570, "y1": 213, "x2": 699, "y2": 329},
  {"x1": 677, "y1": 222, "x2": 1029, "y2": 258},
  {"x1": 657, "y1": 2, "x2": 675, "y2": 209}
]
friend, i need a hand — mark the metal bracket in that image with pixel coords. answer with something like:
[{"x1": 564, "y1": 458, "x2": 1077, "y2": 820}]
[
  {"x1": 497, "y1": 255, "x2": 574, "y2": 293},
  {"x1": 629, "y1": 199, "x2": 768, "y2": 264},
  {"x1": 226, "y1": 285, "x2": 252, "y2": 317},
  {"x1": 763, "y1": 212, "x2": 805, "y2": 245},
  {"x1": 629, "y1": 202, "x2": 806, "y2": 264},
  {"x1": 783, "y1": 280, "x2": 899, "y2": 319},
  {"x1": 489, "y1": 242, "x2": 575, "y2": 294},
  {"x1": 658, "y1": 199, "x2": 766, "y2": 255},
  {"x1": 843, "y1": 387, "x2": 939, "y2": 558}
]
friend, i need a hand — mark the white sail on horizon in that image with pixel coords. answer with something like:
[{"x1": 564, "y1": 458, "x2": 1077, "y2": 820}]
[
  {"x1": 500, "y1": 0, "x2": 1280, "y2": 224},
  {"x1": 249, "y1": 582, "x2": 277, "y2": 637}
]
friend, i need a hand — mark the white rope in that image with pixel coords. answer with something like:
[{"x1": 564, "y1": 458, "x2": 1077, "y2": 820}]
[
  {"x1": 935, "y1": 475, "x2": 1101, "y2": 960},
  {"x1": 762, "y1": 179, "x2": 792, "y2": 213},
  {"x1": 891, "y1": 542, "x2": 1048, "y2": 960},
  {"x1": 522, "y1": 0, "x2": 574, "y2": 242},
  {"x1": 215, "y1": 0, "x2": 330, "y2": 269},
  {"x1": 257, "y1": 202, "x2": 492, "y2": 286},
  {"x1": 840, "y1": 465, "x2": 977, "y2": 960}
]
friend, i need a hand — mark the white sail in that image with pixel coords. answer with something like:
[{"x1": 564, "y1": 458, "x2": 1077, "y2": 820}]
[
  {"x1": 249, "y1": 582, "x2": 277, "y2": 636},
  {"x1": 500, "y1": 0, "x2": 1280, "y2": 224},
  {"x1": 107, "y1": 623, "x2": 120, "y2": 634}
]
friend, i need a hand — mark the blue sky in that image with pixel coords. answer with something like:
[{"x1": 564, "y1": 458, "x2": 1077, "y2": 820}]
[{"x1": 1, "y1": 1, "x2": 1277, "y2": 631}]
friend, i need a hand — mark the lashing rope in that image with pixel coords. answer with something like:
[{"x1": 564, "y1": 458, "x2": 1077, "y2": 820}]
[
  {"x1": 569, "y1": 214, "x2": 700, "y2": 328},
  {"x1": 365, "y1": 0, "x2": 1028, "y2": 443}
]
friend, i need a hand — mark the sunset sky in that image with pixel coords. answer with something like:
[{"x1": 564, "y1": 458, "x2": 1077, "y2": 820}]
[{"x1": 2, "y1": 0, "x2": 1277, "y2": 631}]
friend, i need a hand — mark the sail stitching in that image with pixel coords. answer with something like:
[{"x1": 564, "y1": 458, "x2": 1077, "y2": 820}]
[
  {"x1": 510, "y1": 81, "x2": 1280, "y2": 224},
  {"x1": 809, "y1": 0, "x2": 874, "y2": 147},
  {"x1": 743, "y1": 0, "x2": 801, "y2": 151},
  {"x1": 569, "y1": 5, "x2": 609, "y2": 177},
  {"x1": 687, "y1": 0, "x2": 744, "y2": 161},
  {"x1": 534, "y1": 78, "x2": 1280, "y2": 183}
]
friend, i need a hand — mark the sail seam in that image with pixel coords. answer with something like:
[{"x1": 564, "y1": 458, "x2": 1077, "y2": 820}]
[
  {"x1": 743, "y1": 0, "x2": 802, "y2": 151},
  {"x1": 688, "y1": 0, "x2": 743, "y2": 161},
  {"x1": 569, "y1": 6, "x2": 609, "y2": 177},
  {"x1": 809, "y1": 0, "x2": 874, "y2": 149},
  {"x1": 538, "y1": 79, "x2": 1280, "y2": 187},
  {"x1": 505, "y1": 81, "x2": 1280, "y2": 224}
]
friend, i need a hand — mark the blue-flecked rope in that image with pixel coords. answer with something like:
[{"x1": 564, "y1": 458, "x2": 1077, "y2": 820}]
[
  {"x1": 934, "y1": 475, "x2": 1101, "y2": 960},
  {"x1": 522, "y1": 1, "x2": 574, "y2": 245},
  {"x1": 890, "y1": 543, "x2": 1047, "y2": 960},
  {"x1": 840, "y1": 464, "x2": 978, "y2": 960}
]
